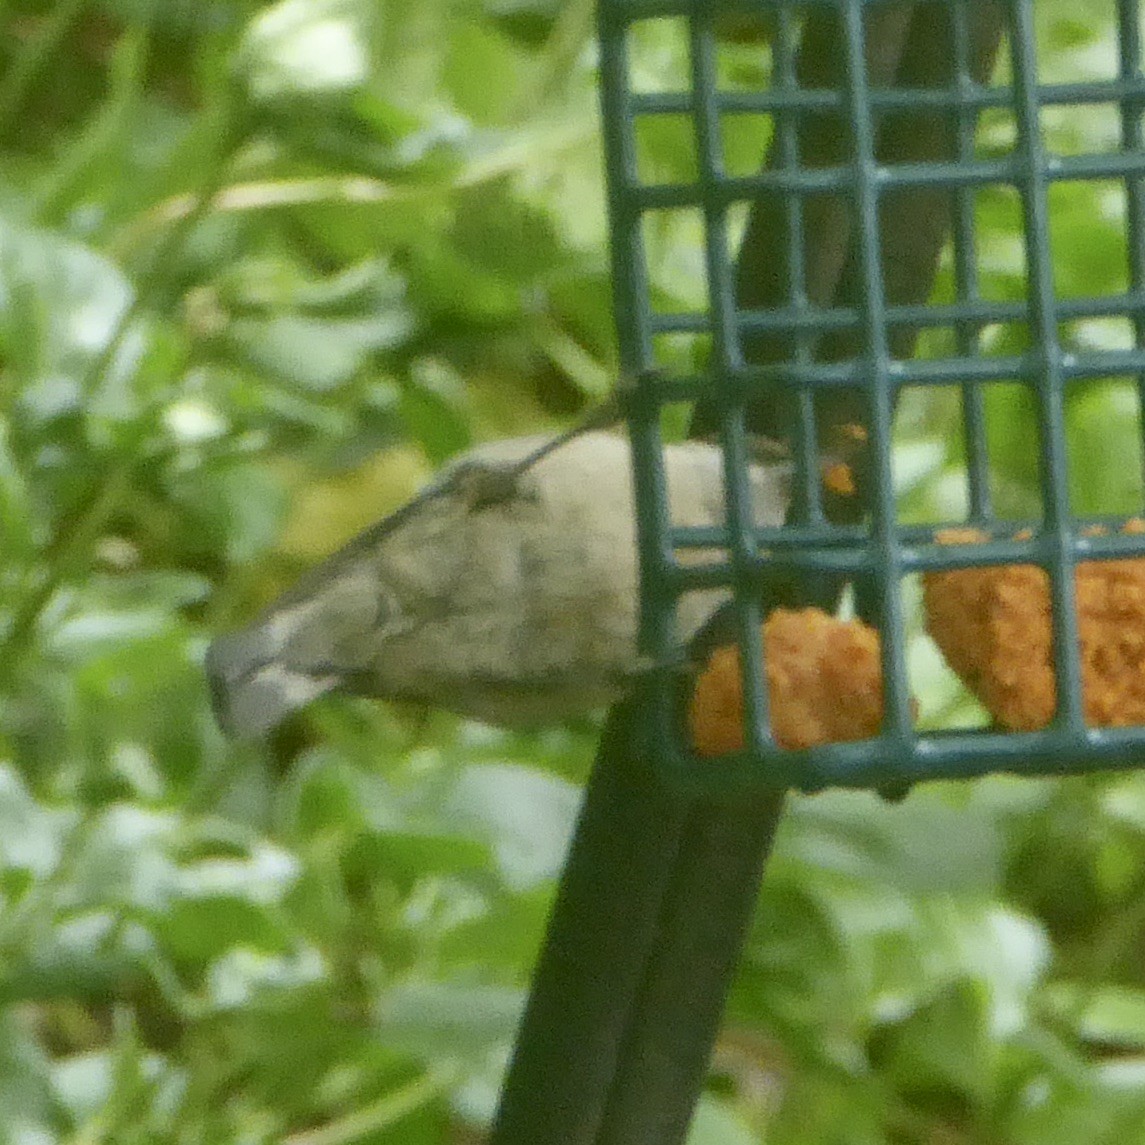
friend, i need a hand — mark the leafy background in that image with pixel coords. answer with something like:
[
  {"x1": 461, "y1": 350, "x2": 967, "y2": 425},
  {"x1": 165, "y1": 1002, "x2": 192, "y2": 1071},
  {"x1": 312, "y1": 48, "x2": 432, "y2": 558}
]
[{"x1": 2, "y1": 0, "x2": 1145, "y2": 1142}]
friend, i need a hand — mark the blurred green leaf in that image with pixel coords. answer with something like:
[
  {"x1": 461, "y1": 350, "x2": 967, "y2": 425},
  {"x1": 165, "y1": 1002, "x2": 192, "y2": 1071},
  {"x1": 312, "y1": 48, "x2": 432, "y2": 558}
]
[
  {"x1": 1047, "y1": 984, "x2": 1145, "y2": 1050},
  {"x1": 438, "y1": 763, "x2": 579, "y2": 892},
  {"x1": 0, "y1": 218, "x2": 132, "y2": 392},
  {"x1": 870, "y1": 979, "x2": 994, "y2": 1106},
  {"x1": 375, "y1": 982, "x2": 524, "y2": 1063},
  {"x1": 240, "y1": 0, "x2": 373, "y2": 102}
]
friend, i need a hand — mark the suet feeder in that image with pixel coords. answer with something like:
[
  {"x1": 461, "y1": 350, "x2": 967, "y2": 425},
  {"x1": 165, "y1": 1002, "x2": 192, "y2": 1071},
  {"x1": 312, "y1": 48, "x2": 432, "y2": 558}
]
[{"x1": 598, "y1": 0, "x2": 1145, "y2": 792}]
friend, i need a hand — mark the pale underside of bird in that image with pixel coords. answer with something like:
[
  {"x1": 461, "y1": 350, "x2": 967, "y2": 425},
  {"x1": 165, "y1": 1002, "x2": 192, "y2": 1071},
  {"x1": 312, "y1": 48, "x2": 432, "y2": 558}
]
[{"x1": 206, "y1": 431, "x2": 790, "y2": 738}]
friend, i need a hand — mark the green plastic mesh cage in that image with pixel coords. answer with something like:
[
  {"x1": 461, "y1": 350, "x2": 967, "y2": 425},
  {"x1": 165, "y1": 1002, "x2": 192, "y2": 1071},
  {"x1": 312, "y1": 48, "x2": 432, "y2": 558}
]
[{"x1": 597, "y1": 0, "x2": 1145, "y2": 792}]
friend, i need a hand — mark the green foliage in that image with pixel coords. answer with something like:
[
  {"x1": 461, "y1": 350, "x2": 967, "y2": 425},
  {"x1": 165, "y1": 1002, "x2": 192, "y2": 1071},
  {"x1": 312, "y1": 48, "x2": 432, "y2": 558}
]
[{"x1": 1, "y1": 0, "x2": 1144, "y2": 1142}]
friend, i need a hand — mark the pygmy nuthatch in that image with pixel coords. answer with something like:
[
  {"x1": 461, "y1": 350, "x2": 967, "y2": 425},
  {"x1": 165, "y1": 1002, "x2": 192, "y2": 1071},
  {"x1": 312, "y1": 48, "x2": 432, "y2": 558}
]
[{"x1": 206, "y1": 431, "x2": 790, "y2": 737}]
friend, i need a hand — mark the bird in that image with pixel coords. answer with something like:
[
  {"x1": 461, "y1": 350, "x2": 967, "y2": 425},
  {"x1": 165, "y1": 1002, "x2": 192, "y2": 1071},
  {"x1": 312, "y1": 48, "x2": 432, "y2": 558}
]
[{"x1": 205, "y1": 430, "x2": 791, "y2": 739}]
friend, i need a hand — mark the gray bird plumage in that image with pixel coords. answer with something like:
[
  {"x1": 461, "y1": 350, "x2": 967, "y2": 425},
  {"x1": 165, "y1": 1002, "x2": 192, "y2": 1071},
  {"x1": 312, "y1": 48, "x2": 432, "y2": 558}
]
[{"x1": 206, "y1": 431, "x2": 790, "y2": 737}]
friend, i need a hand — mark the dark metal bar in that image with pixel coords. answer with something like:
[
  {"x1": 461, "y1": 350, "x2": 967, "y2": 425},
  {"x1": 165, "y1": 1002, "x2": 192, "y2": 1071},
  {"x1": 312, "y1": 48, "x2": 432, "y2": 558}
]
[
  {"x1": 636, "y1": 344, "x2": 1145, "y2": 402},
  {"x1": 627, "y1": 148, "x2": 1145, "y2": 206},
  {"x1": 486, "y1": 700, "x2": 688, "y2": 1145},
  {"x1": 656, "y1": 724, "x2": 1145, "y2": 797},
  {"x1": 1009, "y1": 0, "x2": 1085, "y2": 730},
  {"x1": 652, "y1": 288, "x2": 1145, "y2": 339},
  {"x1": 1116, "y1": 0, "x2": 1145, "y2": 506},
  {"x1": 776, "y1": 1, "x2": 828, "y2": 527},
  {"x1": 839, "y1": 0, "x2": 912, "y2": 738},
  {"x1": 690, "y1": 14, "x2": 776, "y2": 757},
  {"x1": 633, "y1": 75, "x2": 1145, "y2": 116},
  {"x1": 591, "y1": 789, "x2": 786, "y2": 1145}
]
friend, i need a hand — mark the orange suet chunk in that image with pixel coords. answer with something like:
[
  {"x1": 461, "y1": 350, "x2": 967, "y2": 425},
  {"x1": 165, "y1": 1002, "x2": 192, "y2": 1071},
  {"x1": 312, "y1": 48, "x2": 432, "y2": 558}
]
[
  {"x1": 689, "y1": 608, "x2": 887, "y2": 756},
  {"x1": 821, "y1": 461, "x2": 856, "y2": 498},
  {"x1": 923, "y1": 520, "x2": 1145, "y2": 730}
]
